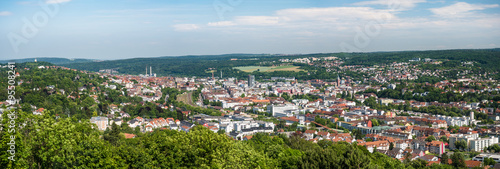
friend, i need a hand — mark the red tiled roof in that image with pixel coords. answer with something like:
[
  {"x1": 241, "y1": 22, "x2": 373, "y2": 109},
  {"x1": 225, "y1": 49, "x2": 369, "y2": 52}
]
[
  {"x1": 123, "y1": 133, "x2": 136, "y2": 139},
  {"x1": 243, "y1": 136, "x2": 253, "y2": 140},
  {"x1": 280, "y1": 116, "x2": 299, "y2": 122},
  {"x1": 464, "y1": 160, "x2": 481, "y2": 168},
  {"x1": 426, "y1": 141, "x2": 444, "y2": 147},
  {"x1": 304, "y1": 130, "x2": 316, "y2": 134}
]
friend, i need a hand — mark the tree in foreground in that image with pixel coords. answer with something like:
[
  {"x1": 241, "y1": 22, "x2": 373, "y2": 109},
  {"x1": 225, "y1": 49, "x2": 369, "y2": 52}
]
[
  {"x1": 441, "y1": 153, "x2": 449, "y2": 165},
  {"x1": 451, "y1": 152, "x2": 466, "y2": 168},
  {"x1": 484, "y1": 157, "x2": 497, "y2": 166}
]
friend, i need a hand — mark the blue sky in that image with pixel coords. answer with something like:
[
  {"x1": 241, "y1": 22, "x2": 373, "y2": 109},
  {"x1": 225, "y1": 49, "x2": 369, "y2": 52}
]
[{"x1": 0, "y1": 0, "x2": 499, "y2": 60}]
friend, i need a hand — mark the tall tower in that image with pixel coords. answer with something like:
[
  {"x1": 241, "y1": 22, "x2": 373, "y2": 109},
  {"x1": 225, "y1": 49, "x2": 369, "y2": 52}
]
[
  {"x1": 248, "y1": 75, "x2": 255, "y2": 87},
  {"x1": 146, "y1": 66, "x2": 148, "y2": 76},
  {"x1": 337, "y1": 74, "x2": 340, "y2": 86},
  {"x1": 150, "y1": 66, "x2": 152, "y2": 76},
  {"x1": 220, "y1": 71, "x2": 222, "y2": 79}
]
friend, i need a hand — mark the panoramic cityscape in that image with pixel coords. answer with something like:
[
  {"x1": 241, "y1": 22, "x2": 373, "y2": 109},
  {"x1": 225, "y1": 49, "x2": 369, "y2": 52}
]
[{"x1": 1, "y1": 0, "x2": 500, "y2": 169}]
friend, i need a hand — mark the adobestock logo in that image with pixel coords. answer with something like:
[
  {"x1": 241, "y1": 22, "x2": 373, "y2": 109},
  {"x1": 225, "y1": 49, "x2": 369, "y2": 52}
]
[
  {"x1": 340, "y1": 0, "x2": 404, "y2": 53},
  {"x1": 213, "y1": 0, "x2": 243, "y2": 20},
  {"x1": 7, "y1": 1, "x2": 66, "y2": 54}
]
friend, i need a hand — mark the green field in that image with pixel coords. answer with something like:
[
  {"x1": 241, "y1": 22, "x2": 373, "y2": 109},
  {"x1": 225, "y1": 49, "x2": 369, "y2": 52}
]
[{"x1": 234, "y1": 66, "x2": 304, "y2": 72}]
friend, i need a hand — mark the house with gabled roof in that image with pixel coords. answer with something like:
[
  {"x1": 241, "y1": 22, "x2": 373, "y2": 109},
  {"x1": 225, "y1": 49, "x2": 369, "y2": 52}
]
[
  {"x1": 316, "y1": 131, "x2": 330, "y2": 140},
  {"x1": 304, "y1": 130, "x2": 317, "y2": 140},
  {"x1": 417, "y1": 155, "x2": 438, "y2": 162},
  {"x1": 386, "y1": 148, "x2": 404, "y2": 159},
  {"x1": 123, "y1": 133, "x2": 136, "y2": 139},
  {"x1": 128, "y1": 119, "x2": 141, "y2": 128},
  {"x1": 359, "y1": 140, "x2": 390, "y2": 153},
  {"x1": 33, "y1": 108, "x2": 44, "y2": 115},
  {"x1": 145, "y1": 125, "x2": 153, "y2": 132},
  {"x1": 464, "y1": 160, "x2": 481, "y2": 168},
  {"x1": 395, "y1": 139, "x2": 410, "y2": 150},
  {"x1": 243, "y1": 135, "x2": 253, "y2": 141},
  {"x1": 181, "y1": 125, "x2": 191, "y2": 132}
]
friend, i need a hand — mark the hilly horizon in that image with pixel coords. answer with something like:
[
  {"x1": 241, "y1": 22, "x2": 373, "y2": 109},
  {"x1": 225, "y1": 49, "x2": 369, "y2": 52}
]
[
  {"x1": 3, "y1": 48, "x2": 499, "y2": 65},
  {"x1": 46, "y1": 48, "x2": 500, "y2": 81}
]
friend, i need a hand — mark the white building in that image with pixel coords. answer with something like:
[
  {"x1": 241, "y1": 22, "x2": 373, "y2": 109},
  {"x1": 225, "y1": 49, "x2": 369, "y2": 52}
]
[
  {"x1": 268, "y1": 104, "x2": 299, "y2": 117},
  {"x1": 90, "y1": 116, "x2": 109, "y2": 131},
  {"x1": 450, "y1": 133, "x2": 498, "y2": 151},
  {"x1": 470, "y1": 136, "x2": 499, "y2": 152},
  {"x1": 435, "y1": 113, "x2": 479, "y2": 127}
]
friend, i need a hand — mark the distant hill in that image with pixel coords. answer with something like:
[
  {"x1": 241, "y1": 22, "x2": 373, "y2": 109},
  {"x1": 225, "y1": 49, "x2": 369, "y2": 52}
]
[
  {"x1": 0, "y1": 57, "x2": 95, "y2": 64},
  {"x1": 47, "y1": 48, "x2": 500, "y2": 80},
  {"x1": 59, "y1": 53, "x2": 298, "y2": 78}
]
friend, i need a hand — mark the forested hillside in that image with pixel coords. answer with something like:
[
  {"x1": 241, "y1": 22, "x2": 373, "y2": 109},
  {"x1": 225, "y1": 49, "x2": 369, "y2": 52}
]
[
  {"x1": 59, "y1": 49, "x2": 500, "y2": 80},
  {"x1": 60, "y1": 54, "x2": 322, "y2": 80},
  {"x1": 0, "y1": 62, "x2": 111, "y2": 120},
  {"x1": 339, "y1": 49, "x2": 500, "y2": 72}
]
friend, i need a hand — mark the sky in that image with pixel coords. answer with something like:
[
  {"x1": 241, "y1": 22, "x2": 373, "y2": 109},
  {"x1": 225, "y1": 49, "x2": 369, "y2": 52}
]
[{"x1": 0, "y1": 0, "x2": 499, "y2": 60}]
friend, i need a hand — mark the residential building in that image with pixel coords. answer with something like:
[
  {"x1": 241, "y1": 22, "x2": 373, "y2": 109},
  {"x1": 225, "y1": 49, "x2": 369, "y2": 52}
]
[
  {"x1": 90, "y1": 116, "x2": 109, "y2": 131},
  {"x1": 268, "y1": 104, "x2": 299, "y2": 117},
  {"x1": 426, "y1": 141, "x2": 445, "y2": 155},
  {"x1": 470, "y1": 136, "x2": 499, "y2": 152},
  {"x1": 449, "y1": 133, "x2": 498, "y2": 151},
  {"x1": 359, "y1": 140, "x2": 390, "y2": 153}
]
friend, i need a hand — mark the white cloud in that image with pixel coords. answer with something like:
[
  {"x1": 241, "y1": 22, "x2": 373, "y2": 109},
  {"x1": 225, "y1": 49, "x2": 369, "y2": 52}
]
[
  {"x1": 275, "y1": 7, "x2": 395, "y2": 21},
  {"x1": 46, "y1": 0, "x2": 71, "y2": 4},
  {"x1": 173, "y1": 24, "x2": 200, "y2": 31},
  {"x1": 186, "y1": 4, "x2": 500, "y2": 50},
  {"x1": 211, "y1": 7, "x2": 396, "y2": 27},
  {"x1": 353, "y1": 0, "x2": 426, "y2": 11},
  {"x1": 430, "y1": 2, "x2": 499, "y2": 17},
  {"x1": 17, "y1": 1, "x2": 34, "y2": 5},
  {"x1": 207, "y1": 21, "x2": 235, "y2": 26},
  {"x1": 0, "y1": 11, "x2": 12, "y2": 16},
  {"x1": 234, "y1": 16, "x2": 281, "y2": 26}
]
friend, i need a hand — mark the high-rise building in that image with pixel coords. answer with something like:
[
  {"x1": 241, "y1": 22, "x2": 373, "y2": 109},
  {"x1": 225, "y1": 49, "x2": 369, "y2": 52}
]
[
  {"x1": 248, "y1": 75, "x2": 255, "y2": 87},
  {"x1": 337, "y1": 74, "x2": 340, "y2": 86}
]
